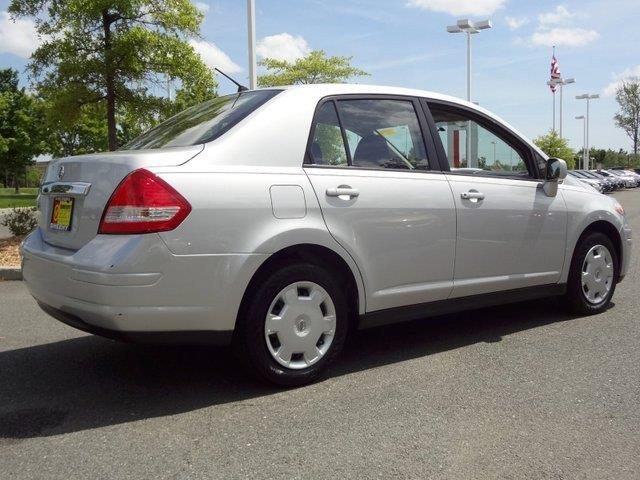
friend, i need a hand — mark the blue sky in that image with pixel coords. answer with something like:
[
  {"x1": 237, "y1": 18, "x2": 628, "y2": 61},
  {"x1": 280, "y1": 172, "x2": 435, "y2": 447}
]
[{"x1": 1, "y1": 0, "x2": 639, "y2": 151}]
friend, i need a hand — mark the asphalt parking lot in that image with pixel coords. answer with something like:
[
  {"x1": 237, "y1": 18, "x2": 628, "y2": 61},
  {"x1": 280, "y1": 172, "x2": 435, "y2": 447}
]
[{"x1": 1, "y1": 192, "x2": 639, "y2": 479}]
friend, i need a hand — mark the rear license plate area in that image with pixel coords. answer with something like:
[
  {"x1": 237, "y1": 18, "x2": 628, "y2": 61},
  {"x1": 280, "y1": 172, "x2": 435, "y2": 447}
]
[{"x1": 50, "y1": 197, "x2": 74, "y2": 231}]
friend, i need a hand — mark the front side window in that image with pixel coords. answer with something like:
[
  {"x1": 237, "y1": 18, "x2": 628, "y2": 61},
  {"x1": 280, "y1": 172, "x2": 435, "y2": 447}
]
[
  {"x1": 337, "y1": 99, "x2": 430, "y2": 170},
  {"x1": 430, "y1": 106, "x2": 531, "y2": 178},
  {"x1": 125, "y1": 90, "x2": 281, "y2": 150}
]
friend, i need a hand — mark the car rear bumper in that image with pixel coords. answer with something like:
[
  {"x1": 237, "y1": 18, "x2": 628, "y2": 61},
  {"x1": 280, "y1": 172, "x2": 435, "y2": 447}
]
[
  {"x1": 21, "y1": 229, "x2": 267, "y2": 341},
  {"x1": 37, "y1": 301, "x2": 233, "y2": 345}
]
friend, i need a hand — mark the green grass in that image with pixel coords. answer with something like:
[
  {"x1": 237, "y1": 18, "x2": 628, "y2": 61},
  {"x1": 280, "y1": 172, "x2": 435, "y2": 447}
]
[{"x1": 0, "y1": 188, "x2": 39, "y2": 209}]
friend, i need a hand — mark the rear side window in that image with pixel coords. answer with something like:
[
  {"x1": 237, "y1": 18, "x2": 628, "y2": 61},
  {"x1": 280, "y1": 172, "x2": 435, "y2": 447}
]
[
  {"x1": 339, "y1": 99, "x2": 430, "y2": 170},
  {"x1": 306, "y1": 98, "x2": 431, "y2": 171},
  {"x1": 124, "y1": 90, "x2": 282, "y2": 150},
  {"x1": 309, "y1": 102, "x2": 348, "y2": 166}
]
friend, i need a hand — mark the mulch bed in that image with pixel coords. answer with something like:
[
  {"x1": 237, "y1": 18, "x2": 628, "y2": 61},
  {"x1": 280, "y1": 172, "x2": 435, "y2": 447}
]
[{"x1": 0, "y1": 236, "x2": 24, "y2": 267}]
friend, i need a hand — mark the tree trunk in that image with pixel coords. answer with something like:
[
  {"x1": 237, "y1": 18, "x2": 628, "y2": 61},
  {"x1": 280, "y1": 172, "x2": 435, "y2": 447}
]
[
  {"x1": 102, "y1": 11, "x2": 117, "y2": 151},
  {"x1": 13, "y1": 173, "x2": 19, "y2": 195}
]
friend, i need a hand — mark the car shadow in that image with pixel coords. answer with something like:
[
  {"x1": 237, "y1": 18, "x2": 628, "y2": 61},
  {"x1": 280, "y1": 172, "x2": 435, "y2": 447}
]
[{"x1": 0, "y1": 298, "x2": 598, "y2": 440}]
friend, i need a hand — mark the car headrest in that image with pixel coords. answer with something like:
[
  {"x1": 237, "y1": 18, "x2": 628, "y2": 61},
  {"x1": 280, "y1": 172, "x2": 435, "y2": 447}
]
[{"x1": 353, "y1": 134, "x2": 390, "y2": 168}]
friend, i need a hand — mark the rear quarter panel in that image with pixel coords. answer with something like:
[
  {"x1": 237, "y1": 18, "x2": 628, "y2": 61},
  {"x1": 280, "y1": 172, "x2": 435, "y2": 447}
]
[{"x1": 152, "y1": 165, "x2": 367, "y2": 314}]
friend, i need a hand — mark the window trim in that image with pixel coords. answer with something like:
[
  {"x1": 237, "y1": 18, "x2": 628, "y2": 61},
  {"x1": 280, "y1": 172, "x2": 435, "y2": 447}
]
[
  {"x1": 421, "y1": 98, "x2": 543, "y2": 181},
  {"x1": 304, "y1": 94, "x2": 443, "y2": 174}
]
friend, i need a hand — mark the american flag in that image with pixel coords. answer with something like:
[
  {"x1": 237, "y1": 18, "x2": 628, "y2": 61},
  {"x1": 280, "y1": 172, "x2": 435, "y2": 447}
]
[{"x1": 549, "y1": 52, "x2": 561, "y2": 93}]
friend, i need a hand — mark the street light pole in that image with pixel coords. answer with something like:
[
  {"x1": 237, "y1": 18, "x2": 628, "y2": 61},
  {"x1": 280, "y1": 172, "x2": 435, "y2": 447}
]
[
  {"x1": 558, "y1": 77, "x2": 575, "y2": 139},
  {"x1": 466, "y1": 31, "x2": 471, "y2": 101},
  {"x1": 547, "y1": 77, "x2": 575, "y2": 137},
  {"x1": 575, "y1": 115, "x2": 586, "y2": 168},
  {"x1": 576, "y1": 94, "x2": 599, "y2": 170},
  {"x1": 247, "y1": 0, "x2": 257, "y2": 90},
  {"x1": 446, "y1": 19, "x2": 492, "y2": 102},
  {"x1": 447, "y1": 19, "x2": 491, "y2": 169}
]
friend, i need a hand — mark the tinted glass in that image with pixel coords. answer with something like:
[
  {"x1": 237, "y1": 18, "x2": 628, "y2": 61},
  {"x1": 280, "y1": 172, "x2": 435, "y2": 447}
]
[
  {"x1": 125, "y1": 90, "x2": 281, "y2": 150},
  {"x1": 308, "y1": 102, "x2": 348, "y2": 166},
  {"x1": 337, "y1": 99, "x2": 430, "y2": 170},
  {"x1": 430, "y1": 106, "x2": 530, "y2": 177}
]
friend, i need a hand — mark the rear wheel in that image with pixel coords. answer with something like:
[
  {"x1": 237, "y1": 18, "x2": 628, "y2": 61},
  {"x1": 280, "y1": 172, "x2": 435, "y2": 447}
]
[
  {"x1": 233, "y1": 263, "x2": 349, "y2": 386},
  {"x1": 565, "y1": 232, "x2": 618, "y2": 315}
]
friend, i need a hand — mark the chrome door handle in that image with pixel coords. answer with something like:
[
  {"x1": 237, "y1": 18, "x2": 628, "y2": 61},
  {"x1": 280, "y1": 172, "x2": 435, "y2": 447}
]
[
  {"x1": 460, "y1": 190, "x2": 485, "y2": 200},
  {"x1": 326, "y1": 186, "x2": 360, "y2": 198}
]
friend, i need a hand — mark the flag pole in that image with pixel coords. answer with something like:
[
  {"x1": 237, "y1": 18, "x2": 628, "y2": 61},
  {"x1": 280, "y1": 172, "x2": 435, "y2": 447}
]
[{"x1": 553, "y1": 91, "x2": 556, "y2": 133}]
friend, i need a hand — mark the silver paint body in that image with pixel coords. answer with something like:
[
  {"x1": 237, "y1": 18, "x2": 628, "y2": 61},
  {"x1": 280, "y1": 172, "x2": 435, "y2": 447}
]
[{"x1": 22, "y1": 84, "x2": 632, "y2": 334}]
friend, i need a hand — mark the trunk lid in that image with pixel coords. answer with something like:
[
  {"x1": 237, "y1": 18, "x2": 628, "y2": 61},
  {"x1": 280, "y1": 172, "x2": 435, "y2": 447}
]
[{"x1": 38, "y1": 145, "x2": 203, "y2": 251}]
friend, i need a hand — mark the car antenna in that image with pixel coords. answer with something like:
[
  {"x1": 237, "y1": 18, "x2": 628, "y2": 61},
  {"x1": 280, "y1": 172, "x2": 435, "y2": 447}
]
[{"x1": 214, "y1": 68, "x2": 249, "y2": 92}]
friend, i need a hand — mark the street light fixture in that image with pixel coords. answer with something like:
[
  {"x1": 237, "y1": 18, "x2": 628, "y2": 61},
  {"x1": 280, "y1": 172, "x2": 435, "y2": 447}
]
[
  {"x1": 576, "y1": 94, "x2": 599, "y2": 170},
  {"x1": 446, "y1": 18, "x2": 492, "y2": 102},
  {"x1": 575, "y1": 115, "x2": 586, "y2": 169}
]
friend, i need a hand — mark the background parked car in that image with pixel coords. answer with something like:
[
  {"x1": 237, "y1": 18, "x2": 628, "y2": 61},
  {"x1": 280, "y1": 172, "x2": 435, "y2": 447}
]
[
  {"x1": 606, "y1": 169, "x2": 639, "y2": 188},
  {"x1": 577, "y1": 170, "x2": 614, "y2": 192},
  {"x1": 568, "y1": 171, "x2": 604, "y2": 193},
  {"x1": 578, "y1": 170, "x2": 614, "y2": 193},
  {"x1": 596, "y1": 170, "x2": 626, "y2": 189}
]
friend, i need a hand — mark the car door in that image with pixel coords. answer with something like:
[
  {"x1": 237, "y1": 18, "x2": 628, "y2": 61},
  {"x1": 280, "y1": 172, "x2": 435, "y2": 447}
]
[
  {"x1": 304, "y1": 96, "x2": 456, "y2": 313},
  {"x1": 426, "y1": 101, "x2": 568, "y2": 298}
]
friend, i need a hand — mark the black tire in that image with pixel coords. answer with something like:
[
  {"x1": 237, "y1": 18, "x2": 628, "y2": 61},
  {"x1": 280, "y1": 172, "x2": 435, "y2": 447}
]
[
  {"x1": 233, "y1": 262, "x2": 349, "y2": 387},
  {"x1": 564, "y1": 231, "x2": 618, "y2": 315}
]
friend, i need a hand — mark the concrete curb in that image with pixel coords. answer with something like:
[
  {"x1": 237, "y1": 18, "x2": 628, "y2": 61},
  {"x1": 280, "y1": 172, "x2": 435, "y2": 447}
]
[{"x1": 0, "y1": 267, "x2": 22, "y2": 281}]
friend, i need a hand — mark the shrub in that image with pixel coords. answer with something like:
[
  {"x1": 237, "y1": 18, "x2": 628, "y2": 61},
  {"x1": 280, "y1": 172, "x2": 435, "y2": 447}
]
[{"x1": 1, "y1": 207, "x2": 38, "y2": 236}]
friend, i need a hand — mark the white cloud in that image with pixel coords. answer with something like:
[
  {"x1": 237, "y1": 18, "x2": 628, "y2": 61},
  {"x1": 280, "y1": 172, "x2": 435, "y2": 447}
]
[
  {"x1": 193, "y1": 2, "x2": 210, "y2": 13},
  {"x1": 531, "y1": 27, "x2": 599, "y2": 47},
  {"x1": 406, "y1": 0, "x2": 507, "y2": 16},
  {"x1": 189, "y1": 39, "x2": 242, "y2": 73},
  {"x1": 256, "y1": 33, "x2": 311, "y2": 62},
  {"x1": 0, "y1": 11, "x2": 41, "y2": 58},
  {"x1": 505, "y1": 16, "x2": 527, "y2": 30},
  {"x1": 603, "y1": 65, "x2": 640, "y2": 97},
  {"x1": 538, "y1": 5, "x2": 573, "y2": 26}
]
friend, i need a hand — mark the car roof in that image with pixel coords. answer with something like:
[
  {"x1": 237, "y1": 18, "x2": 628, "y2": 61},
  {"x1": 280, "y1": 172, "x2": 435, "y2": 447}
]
[{"x1": 269, "y1": 84, "x2": 547, "y2": 159}]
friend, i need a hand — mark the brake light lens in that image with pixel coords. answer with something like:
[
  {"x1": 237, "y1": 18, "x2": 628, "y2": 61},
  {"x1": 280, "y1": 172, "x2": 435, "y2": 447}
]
[{"x1": 99, "y1": 169, "x2": 191, "y2": 234}]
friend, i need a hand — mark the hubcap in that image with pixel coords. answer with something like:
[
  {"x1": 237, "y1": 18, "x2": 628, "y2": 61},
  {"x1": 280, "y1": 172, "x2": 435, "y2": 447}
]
[
  {"x1": 581, "y1": 244, "x2": 614, "y2": 304},
  {"x1": 264, "y1": 281, "x2": 337, "y2": 370}
]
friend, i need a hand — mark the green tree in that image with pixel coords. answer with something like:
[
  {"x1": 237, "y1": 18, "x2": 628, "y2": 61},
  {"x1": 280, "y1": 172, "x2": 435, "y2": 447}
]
[
  {"x1": 258, "y1": 50, "x2": 369, "y2": 87},
  {"x1": 45, "y1": 103, "x2": 109, "y2": 158},
  {"x1": 0, "y1": 69, "x2": 47, "y2": 192},
  {"x1": 613, "y1": 78, "x2": 640, "y2": 159},
  {"x1": 9, "y1": 0, "x2": 217, "y2": 151},
  {"x1": 533, "y1": 130, "x2": 576, "y2": 169}
]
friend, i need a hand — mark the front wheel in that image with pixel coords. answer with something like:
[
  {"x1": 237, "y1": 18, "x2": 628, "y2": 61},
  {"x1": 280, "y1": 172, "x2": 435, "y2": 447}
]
[
  {"x1": 233, "y1": 263, "x2": 349, "y2": 386},
  {"x1": 565, "y1": 232, "x2": 618, "y2": 315}
]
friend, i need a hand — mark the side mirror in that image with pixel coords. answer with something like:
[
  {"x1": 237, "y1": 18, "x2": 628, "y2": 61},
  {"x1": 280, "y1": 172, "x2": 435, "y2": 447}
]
[{"x1": 543, "y1": 158, "x2": 567, "y2": 197}]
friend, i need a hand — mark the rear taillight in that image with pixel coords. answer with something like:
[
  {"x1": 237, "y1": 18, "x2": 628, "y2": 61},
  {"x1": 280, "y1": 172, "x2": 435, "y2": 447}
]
[{"x1": 99, "y1": 169, "x2": 191, "y2": 234}]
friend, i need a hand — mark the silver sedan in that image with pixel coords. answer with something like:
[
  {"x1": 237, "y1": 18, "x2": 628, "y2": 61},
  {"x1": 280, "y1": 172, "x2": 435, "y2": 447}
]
[{"x1": 23, "y1": 84, "x2": 632, "y2": 385}]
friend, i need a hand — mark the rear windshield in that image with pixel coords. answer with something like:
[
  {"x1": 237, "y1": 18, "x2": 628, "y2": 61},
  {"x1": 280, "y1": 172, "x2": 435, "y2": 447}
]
[{"x1": 124, "y1": 89, "x2": 282, "y2": 150}]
